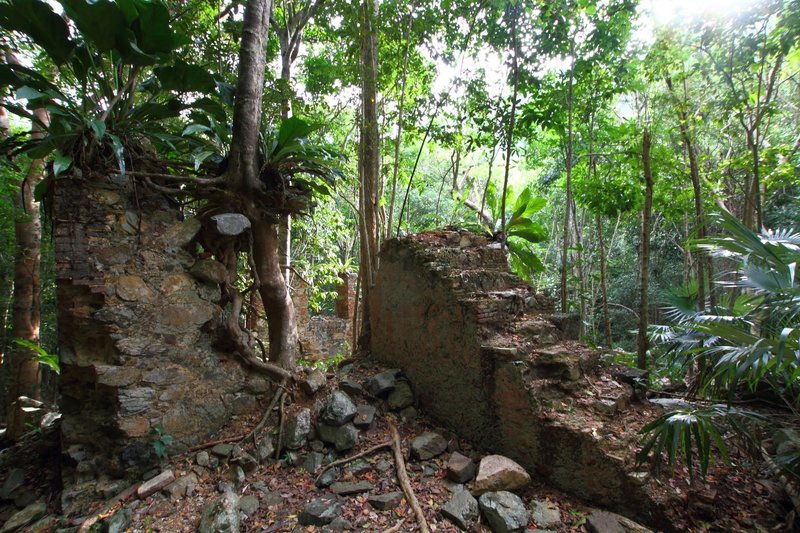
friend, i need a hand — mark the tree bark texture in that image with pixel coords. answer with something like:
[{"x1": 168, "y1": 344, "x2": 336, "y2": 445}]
[
  {"x1": 560, "y1": 41, "x2": 576, "y2": 314},
  {"x1": 252, "y1": 216, "x2": 297, "y2": 368},
  {"x1": 637, "y1": 130, "x2": 654, "y2": 370},
  {"x1": 226, "y1": 0, "x2": 297, "y2": 368},
  {"x1": 597, "y1": 216, "x2": 612, "y2": 348},
  {"x1": 357, "y1": 0, "x2": 380, "y2": 351},
  {"x1": 227, "y1": 0, "x2": 272, "y2": 192},
  {"x1": 0, "y1": 104, "x2": 9, "y2": 369},
  {"x1": 6, "y1": 106, "x2": 48, "y2": 429},
  {"x1": 666, "y1": 76, "x2": 707, "y2": 310}
]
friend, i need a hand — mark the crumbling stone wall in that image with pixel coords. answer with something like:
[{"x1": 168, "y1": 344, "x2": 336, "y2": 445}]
[
  {"x1": 54, "y1": 173, "x2": 269, "y2": 513},
  {"x1": 371, "y1": 229, "x2": 668, "y2": 528},
  {"x1": 296, "y1": 273, "x2": 356, "y2": 361}
]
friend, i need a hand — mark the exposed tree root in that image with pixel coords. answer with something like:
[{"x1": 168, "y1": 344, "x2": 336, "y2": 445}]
[
  {"x1": 313, "y1": 440, "x2": 392, "y2": 484},
  {"x1": 389, "y1": 420, "x2": 430, "y2": 533},
  {"x1": 224, "y1": 289, "x2": 291, "y2": 381}
]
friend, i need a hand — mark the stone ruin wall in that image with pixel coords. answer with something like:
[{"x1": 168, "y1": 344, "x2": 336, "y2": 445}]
[
  {"x1": 370, "y1": 230, "x2": 669, "y2": 529},
  {"x1": 53, "y1": 173, "x2": 272, "y2": 512},
  {"x1": 296, "y1": 273, "x2": 356, "y2": 361}
]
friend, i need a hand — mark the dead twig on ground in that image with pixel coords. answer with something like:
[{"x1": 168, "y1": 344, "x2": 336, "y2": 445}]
[
  {"x1": 389, "y1": 420, "x2": 430, "y2": 533},
  {"x1": 761, "y1": 446, "x2": 800, "y2": 517},
  {"x1": 182, "y1": 382, "x2": 286, "y2": 455},
  {"x1": 186, "y1": 436, "x2": 243, "y2": 453},
  {"x1": 274, "y1": 392, "x2": 287, "y2": 460},
  {"x1": 243, "y1": 381, "x2": 287, "y2": 446},
  {"x1": 313, "y1": 440, "x2": 392, "y2": 484},
  {"x1": 76, "y1": 482, "x2": 140, "y2": 532},
  {"x1": 382, "y1": 517, "x2": 407, "y2": 532}
]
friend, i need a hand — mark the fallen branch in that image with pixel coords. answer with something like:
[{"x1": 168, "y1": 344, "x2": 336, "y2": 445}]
[
  {"x1": 186, "y1": 435, "x2": 243, "y2": 453},
  {"x1": 76, "y1": 482, "x2": 140, "y2": 532},
  {"x1": 242, "y1": 381, "x2": 287, "y2": 446},
  {"x1": 389, "y1": 421, "x2": 430, "y2": 533},
  {"x1": 382, "y1": 517, "x2": 407, "y2": 533},
  {"x1": 273, "y1": 392, "x2": 287, "y2": 460},
  {"x1": 314, "y1": 440, "x2": 392, "y2": 485},
  {"x1": 761, "y1": 446, "x2": 800, "y2": 517},
  {"x1": 182, "y1": 383, "x2": 286, "y2": 455}
]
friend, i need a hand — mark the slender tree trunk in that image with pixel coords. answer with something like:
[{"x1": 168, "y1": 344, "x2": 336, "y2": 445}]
[
  {"x1": 666, "y1": 76, "x2": 707, "y2": 310},
  {"x1": 385, "y1": 3, "x2": 414, "y2": 240},
  {"x1": 560, "y1": 42, "x2": 575, "y2": 314},
  {"x1": 278, "y1": 49, "x2": 292, "y2": 286},
  {"x1": 6, "y1": 106, "x2": 48, "y2": 436},
  {"x1": 597, "y1": 216, "x2": 612, "y2": 347},
  {"x1": 0, "y1": 104, "x2": 9, "y2": 368},
  {"x1": 637, "y1": 130, "x2": 654, "y2": 370},
  {"x1": 743, "y1": 128, "x2": 763, "y2": 230},
  {"x1": 227, "y1": 0, "x2": 297, "y2": 367},
  {"x1": 252, "y1": 217, "x2": 297, "y2": 367},
  {"x1": 500, "y1": 3, "x2": 519, "y2": 250},
  {"x1": 357, "y1": 0, "x2": 380, "y2": 351}
]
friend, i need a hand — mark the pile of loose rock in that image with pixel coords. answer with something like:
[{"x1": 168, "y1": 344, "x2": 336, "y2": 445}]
[{"x1": 0, "y1": 363, "x2": 655, "y2": 533}]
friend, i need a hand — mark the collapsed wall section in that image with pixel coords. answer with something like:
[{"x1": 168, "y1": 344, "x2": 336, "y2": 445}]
[
  {"x1": 371, "y1": 229, "x2": 669, "y2": 529},
  {"x1": 53, "y1": 173, "x2": 268, "y2": 513}
]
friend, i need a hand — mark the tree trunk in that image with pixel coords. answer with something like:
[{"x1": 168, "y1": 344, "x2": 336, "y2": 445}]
[
  {"x1": 227, "y1": 0, "x2": 272, "y2": 192},
  {"x1": 278, "y1": 45, "x2": 292, "y2": 287},
  {"x1": 666, "y1": 76, "x2": 706, "y2": 310},
  {"x1": 500, "y1": 3, "x2": 519, "y2": 252},
  {"x1": 637, "y1": 130, "x2": 654, "y2": 370},
  {"x1": 226, "y1": 0, "x2": 297, "y2": 368},
  {"x1": 6, "y1": 106, "x2": 48, "y2": 435},
  {"x1": 357, "y1": 0, "x2": 380, "y2": 351},
  {"x1": 560, "y1": 41, "x2": 575, "y2": 314},
  {"x1": 0, "y1": 104, "x2": 9, "y2": 369},
  {"x1": 385, "y1": 3, "x2": 414, "y2": 240},
  {"x1": 597, "y1": 216, "x2": 612, "y2": 348},
  {"x1": 252, "y1": 216, "x2": 297, "y2": 367}
]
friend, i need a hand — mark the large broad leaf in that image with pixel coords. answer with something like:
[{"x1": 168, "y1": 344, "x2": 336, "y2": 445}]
[
  {"x1": 520, "y1": 196, "x2": 546, "y2": 218},
  {"x1": 277, "y1": 117, "x2": 318, "y2": 147},
  {"x1": 217, "y1": 81, "x2": 235, "y2": 106},
  {"x1": 508, "y1": 218, "x2": 547, "y2": 243},
  {"x1": 128, "y1": 99, "x2": 184, "y2": 123},
  {"x1": 60, "y1": 0, "x2": 127, "y2": 53},
  {"x1": 155, "y1": 62, "x2": 217, "y2": 94},
  {"x1": 508, "y1": 240, "x2": 545, "y2": 272},
  {"x1": 123, "y1": 0, "x2": 182, "y2": 55},
  {"x1": 191, "y1": 97, "x2": 228, "y2": 122},
  {"x1": 0, "y1": 0, "x2": 74, "y2": 65},
  {"x1": 52, "y1": 149, "x2": 73, "y2": 176},
  {"x1": 511, "y1": 187, "x2": 532, "y2": 220},
  {"x1": 485, "y1": 180, "x2": 499, "y2": 221}
]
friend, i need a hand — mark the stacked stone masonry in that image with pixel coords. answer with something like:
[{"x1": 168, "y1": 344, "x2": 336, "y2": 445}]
[
  {"x1": 370, "y1": 229, "x2": 669, "y2": 529},
  {"x1": 53, "y1": 173, "x2": 269, "y2": 513}
]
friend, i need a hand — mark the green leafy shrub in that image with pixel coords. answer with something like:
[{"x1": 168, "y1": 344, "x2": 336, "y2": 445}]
[{"x1": 640, "y1": 210, "x2": 800, "y2": 480}]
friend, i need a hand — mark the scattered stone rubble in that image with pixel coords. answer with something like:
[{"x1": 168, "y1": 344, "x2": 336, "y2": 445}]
[{"x1": 0, "y1": 355, "x2": 703, "y2": 532}]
